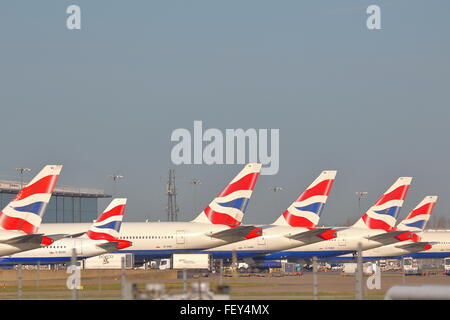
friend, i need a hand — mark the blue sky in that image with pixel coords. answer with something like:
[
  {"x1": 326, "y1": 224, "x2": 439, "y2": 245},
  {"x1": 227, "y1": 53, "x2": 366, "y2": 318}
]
[{"x1": 0, "y1": 1, "x2": 449, "y2": 226}]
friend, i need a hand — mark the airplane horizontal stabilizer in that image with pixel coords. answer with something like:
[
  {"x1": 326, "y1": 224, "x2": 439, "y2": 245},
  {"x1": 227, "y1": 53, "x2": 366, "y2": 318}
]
[
  {"x1": 45, "y1": 232, "x2": 86, "y2": 242},
  {"x1": 0, "y1": 233, "x2": 45, "y2": 245},
  {"x1": 285, "y1": 228, "x2": 337, "y2": 242},
  {"x1": 209, "y1": 225, "x2": 259, "y2": 242},
  {"x1": 365, "y1": 230, "x2": 415, "y2": 244},
  {"x1": 394, "y1": 241, "x2": 434, "y2": 253},
  {"x1": 96, "y1": 242, "x2": 120, "y2": 251}
]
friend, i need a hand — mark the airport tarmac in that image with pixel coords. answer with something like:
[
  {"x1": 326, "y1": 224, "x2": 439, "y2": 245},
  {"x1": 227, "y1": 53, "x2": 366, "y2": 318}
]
[{"x1": 1, "y1": 269, "x2": 450, "y2": 299}]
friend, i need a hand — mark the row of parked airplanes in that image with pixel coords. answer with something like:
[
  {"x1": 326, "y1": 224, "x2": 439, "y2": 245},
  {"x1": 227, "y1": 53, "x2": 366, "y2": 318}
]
[{"x1": 0, "y1": 163, "x2": 449, "y2": 266}]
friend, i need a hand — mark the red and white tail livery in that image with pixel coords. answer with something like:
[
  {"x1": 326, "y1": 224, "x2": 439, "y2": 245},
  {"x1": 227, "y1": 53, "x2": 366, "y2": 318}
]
[
  {"x1": 332, "y1": 196, "x2": 439, "y2": 260},
  {"x1": 0, "y1": 198, "x2": 131, "y2": 264},
  {"x1": 397, "y1": 196, "x2": 437, "y2": 232},
  {"x1": 351, "y1": 177, "x2": 412, "y2": 232},
  {"x1": 87, "y1": 198, "x2": 128, "y2": 247},
  {"x1": 272, "y1": 170, "x2": 336, "y2": 228},
  {"x1": 192, "y1": 163, "x2": 261, "y2": 227},
  {"x1": 37, "y1": 164, "x2": 263, "y2": 260},
  {"x1": 0, "y1": 165, "x2": 62, "y2": 234}
]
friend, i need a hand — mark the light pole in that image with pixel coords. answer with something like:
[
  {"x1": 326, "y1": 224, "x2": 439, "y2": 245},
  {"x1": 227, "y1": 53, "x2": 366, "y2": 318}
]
[
  {"x1": 15, "y1": 168, "x2": 31, "y2": 190},
  {"x1": 355, "y1": 191, "x2": 368, "y2": 215},
  {"x1": 190, "y1": 178, "x2": 202, "y2": 215},
  {"x1": 268, "y1": 186, "x2": 283, "y2": 212},
  {"x1": 109, "y1": 174, "x2": 124, "y2": 197}
]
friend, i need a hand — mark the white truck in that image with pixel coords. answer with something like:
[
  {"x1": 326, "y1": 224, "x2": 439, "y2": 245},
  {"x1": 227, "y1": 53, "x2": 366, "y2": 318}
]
[
  {"x1": 172, "y1": 254, "x2": 210, "y2": 270},
  {"x1": 159, "y1": 259, "x2": 171, "y2": 270},
  {"x1": 150, "y1": 254, "x2": 211, "y2": 270},
  {"x1": 444, "y1": 258, "x2": 450, "y2": 275},
  {"x1": 146, "y1": 259, "x2": 171, "y2": 270},
  {"x1": 82, "y1": 253, "x2": 134, "y2": 269},
  {"x1": 402, "y1": 257, "x2": 421, "y2": 275}
]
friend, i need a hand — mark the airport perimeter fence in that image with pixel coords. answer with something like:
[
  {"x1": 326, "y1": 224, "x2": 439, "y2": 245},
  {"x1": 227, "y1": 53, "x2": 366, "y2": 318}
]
[{"x1": 1, "y1": 263, "x2": 450, "y2": 300}]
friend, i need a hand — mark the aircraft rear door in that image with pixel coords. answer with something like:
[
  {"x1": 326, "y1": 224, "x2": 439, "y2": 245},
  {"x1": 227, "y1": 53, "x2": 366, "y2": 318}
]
[
  {"x1": 257, "y1": 236, "x2": 267, "y2": 251},
  {"x1": 176, "y1": 230, "x2": 185, "y2": 248},
  {"x1": 73, "y1": 239, "x2": 83, "y2": 256}
]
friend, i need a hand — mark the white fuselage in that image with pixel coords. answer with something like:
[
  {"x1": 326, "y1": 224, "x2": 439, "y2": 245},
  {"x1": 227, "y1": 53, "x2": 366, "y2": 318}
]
[
  {"x1": 418, "y1": 231, "x2": 450, "y2": 257},
  {"x1": 203, "y1": 225, "x2": 328, "y2": 259},
  {"x1": 261, "y1": 227, "x2": 406, "y2": 261},
  {"x1": 37, "y1": 222, "x2": 245, "y2": 261},
  {"x1": 0, "y1": 230, "x2": 46, "y2": 257},
  {"x1": 0, "y1": 237, "x2": 115, "y2": 265},
  {"x1": 334, "y1": 231, "x2": 450, "y2": 260}
]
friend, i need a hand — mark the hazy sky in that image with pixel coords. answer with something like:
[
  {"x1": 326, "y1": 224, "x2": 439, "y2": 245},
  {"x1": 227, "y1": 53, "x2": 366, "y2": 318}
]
[{"x1": 0, "y1": 1, "x2": 449, "y2": 226}]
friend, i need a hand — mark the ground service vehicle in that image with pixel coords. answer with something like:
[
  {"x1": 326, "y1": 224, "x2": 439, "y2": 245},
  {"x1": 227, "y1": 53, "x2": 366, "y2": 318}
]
[
  {"x1": 403, "y1": 257, "x2": 421, "y2": 275},
  {"x1": 444, "y1": 257, "x2": 450, "y2": 275}
]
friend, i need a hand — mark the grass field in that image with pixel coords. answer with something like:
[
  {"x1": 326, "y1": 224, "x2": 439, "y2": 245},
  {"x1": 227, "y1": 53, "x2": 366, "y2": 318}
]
[{"x1": 1, "y1": 270, "x2": 449, "y2": 300}]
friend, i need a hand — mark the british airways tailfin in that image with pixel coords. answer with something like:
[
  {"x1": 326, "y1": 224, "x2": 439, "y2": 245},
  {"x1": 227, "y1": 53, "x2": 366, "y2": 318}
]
[
  {"x1": 272, "y1": 170, "x2": 337, "y2": 228},
  {"x1": 351, "y1": 177, "x2": 412, "y2": 231},
  {"x1": 397, "y1": 195, "x2": 438, "y2": 232},
  {"x1": 86, "y1": 198, "x2": 131, "y2": 249},
  {"x1": 191, "y1": 163, "x2": 262, "y2": 228},
  {"x1": 87, "y1": 198, "x2": 127, "y2": 241},
  {"x1": 0, "y1": 165, "x2": 63, "y2": 234}
]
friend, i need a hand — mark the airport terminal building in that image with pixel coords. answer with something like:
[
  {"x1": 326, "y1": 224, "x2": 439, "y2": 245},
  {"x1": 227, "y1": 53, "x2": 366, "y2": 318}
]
[{"x1": 0, "y1": 180, "x2": 111, "y2": 223}]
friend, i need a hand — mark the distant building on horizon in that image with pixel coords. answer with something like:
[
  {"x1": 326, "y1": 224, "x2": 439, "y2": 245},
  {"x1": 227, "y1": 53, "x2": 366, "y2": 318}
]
[{"x1": 0, "y1": 180, "x2": 111, "y2": 223}]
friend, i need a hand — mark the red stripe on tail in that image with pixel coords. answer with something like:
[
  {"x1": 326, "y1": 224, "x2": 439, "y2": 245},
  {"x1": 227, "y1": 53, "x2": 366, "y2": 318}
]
[
  {"x1": 216, "y1": 172, "x2": 259, "y2": 198},
  {"x1": 282, "y1": 210, "x2": 316, "y2": 229},
  {"x1": 361, "y1": 214, "x2": 395, "y2": 232},
  {"x1": 203, "y1": 206, "x2": 241, "y2": 228},
  {"x1": 405, "y1": 203, "x2": 436, "y2": 220},
  {"x1": 87, "y1": 231, "x2": 117, "y2": 241},
  {"x1": 14, "y1": 175, "x2": 60, "y2": 202},
  {"x1": 298, "y1": 179, "x2": 335, "y2": 202},
  {"x1": 0, "y1": 214, "x2": 38, "y2": 234},
  {"x1": 96, "y1": 205, "x2": 126, "y2": 223},
  {"x1": 374, "y1": 185, "x2": 410, "y2": 206}
]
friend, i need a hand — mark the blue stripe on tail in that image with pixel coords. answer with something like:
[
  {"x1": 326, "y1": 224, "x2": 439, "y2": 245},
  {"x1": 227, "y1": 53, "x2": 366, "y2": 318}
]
[
  {"x1": 12, "y1": 202, "x2": 46, "y2": 215},
  {"x1": 295, "y1": 202, "x2": 324, "y2": 215},
  {"x1": 218, "y1": 198, "x2": 249, "y2": 211},
  {"x1": 404, "y1": 220, "x2": 426, "y2": 229},
  {"x1": 95, "y1": 221, "x2": 122, "y2": 231},
  {"x1": 374, "y1": 206, "x2": 401, "y2": 217}
]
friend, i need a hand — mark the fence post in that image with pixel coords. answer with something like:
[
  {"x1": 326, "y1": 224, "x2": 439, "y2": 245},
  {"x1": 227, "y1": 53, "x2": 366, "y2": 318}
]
[
  {"x1": 36, "y1": 262, "x2": 40, "y2": 289},
  {"x1": 71, "y1": 248, "x2": 78, "y2": 300},
  {"x1": 183, "y1": 269, "x2": 187, "y2": 292},
  {"x1": 232, "y1": 250, "x2": 237, "y2": 278},
  {"x1": 312, "y1": 256, "x2": 318, "y2": 300},
  {"x1": 17, "y1": 264, "x2": 23, "y2": 300},
  {"x1": 355, "y1": 242, "x2": 364, "y2": 300},
  {"x1": 120, "y1": 257, "x2": 126, "y2": 299},
  {"x1": 219, "y1": 259, "x2": 224, "y2": 285},
  {"x1": 402, "y1": 260, "x2": 406, "y2": 284}
]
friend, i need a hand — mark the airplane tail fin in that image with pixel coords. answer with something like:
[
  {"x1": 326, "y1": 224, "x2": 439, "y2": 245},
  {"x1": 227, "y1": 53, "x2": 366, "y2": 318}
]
[
  {"x1": 397, "y1": 196, "x2": 438, "y2": 233},
  {"x1": 87, "y1": 198, "x2": 127, "y2": 245},
  {"x1": 0, "y1": 165, "x2": 63, "y2": 234},
  {"x1": 351, "y1": 177, "x2": 412, "y2": 231},
  {"x1": 191, "y1": 163, "x2": 262, "y2": 228},
  {"x1": 272, "y1": 170, "x2": 337, "y2": 228}
]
